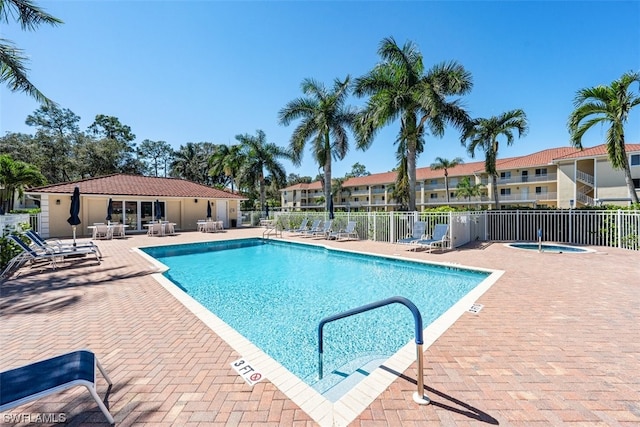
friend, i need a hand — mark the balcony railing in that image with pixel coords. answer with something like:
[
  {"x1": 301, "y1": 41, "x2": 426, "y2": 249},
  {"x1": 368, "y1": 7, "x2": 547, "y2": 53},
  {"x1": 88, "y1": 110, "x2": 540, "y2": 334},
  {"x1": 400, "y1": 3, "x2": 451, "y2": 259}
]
[
  {"x1": 498, "y1": 173, "x2": 557, "y2": 185},
  {"x1": 498, "y1": 192, "x2": 557, "y2": 202}
]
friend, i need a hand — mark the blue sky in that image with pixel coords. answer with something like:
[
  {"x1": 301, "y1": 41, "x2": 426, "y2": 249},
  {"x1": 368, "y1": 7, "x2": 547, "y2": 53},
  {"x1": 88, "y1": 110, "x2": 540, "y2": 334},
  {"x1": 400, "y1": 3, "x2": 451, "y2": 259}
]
[{"x1": 2, "y1": 1, "x2": 639, "y2": 179}]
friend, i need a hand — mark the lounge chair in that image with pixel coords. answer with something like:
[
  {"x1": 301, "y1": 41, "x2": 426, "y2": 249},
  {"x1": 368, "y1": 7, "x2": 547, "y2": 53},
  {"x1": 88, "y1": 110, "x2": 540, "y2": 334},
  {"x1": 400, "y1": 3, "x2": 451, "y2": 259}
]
[
  {"x1": 415, "y1": 224, "x2": 450, "y2": 252},
  {"x1": 287, "y1": 218, "x2": 309, "y2": 235},
  {"x1": 397, "y1": 221, "x2": 426, "y2": 245},
  {"x1": 328, "y1": 220, "x2": 358, "y2": 241},
  {"x1": 6, "y1": 234, "x2": 101, "y2": 271},
  {"x1": 25, "y1": 230, "x2": 103, "y2": 259},
  {"x1": 313, "y1": 219, "x2": 333, "y2": 239},
  {"x1": 300, "y1": 219, "x2": 322, "y2": 238},
  {"x1": 0, "y1": 349, "x2": 114, "y2": 424}
]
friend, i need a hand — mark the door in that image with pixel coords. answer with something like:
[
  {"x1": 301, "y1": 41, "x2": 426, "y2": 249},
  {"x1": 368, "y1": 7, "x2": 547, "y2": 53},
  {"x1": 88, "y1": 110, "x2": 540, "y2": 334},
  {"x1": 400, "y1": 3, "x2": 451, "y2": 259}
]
[{"x1": 216, "y1": 200, "x2": 228, "y2": 228}]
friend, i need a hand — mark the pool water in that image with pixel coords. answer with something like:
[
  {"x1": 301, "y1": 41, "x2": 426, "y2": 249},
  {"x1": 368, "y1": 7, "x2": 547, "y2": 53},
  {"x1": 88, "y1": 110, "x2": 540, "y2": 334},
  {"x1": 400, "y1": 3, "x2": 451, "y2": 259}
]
[{"x1": 142, "y1": 239, "x2": 489, "y2": 394}]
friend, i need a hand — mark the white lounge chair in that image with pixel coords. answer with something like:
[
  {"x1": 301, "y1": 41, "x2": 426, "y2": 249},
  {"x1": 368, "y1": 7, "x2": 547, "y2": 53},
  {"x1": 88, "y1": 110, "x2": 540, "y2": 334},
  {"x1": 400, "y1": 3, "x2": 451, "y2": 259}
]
[
  {"x1": 25, "y1": 230, "x2": 103, "y2": 259},
  {"x1": 0, "y1": 349, "x2": 114, "y2": 424},
  {"x1": 415, "y1": 224, "x2": 450, "y2": 252},
  {"x1": 397, "y1": 221, "x2": 426, "y2": 245},
  {"x1": 328, "y1": 220, "x2": 358, "y2": 241}
]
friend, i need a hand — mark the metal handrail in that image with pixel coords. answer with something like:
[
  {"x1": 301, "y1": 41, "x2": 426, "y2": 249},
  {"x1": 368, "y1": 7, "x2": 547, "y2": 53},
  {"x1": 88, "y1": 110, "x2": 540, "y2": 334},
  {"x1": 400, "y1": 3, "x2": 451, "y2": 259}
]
[{"x1": 317, "y1": 296, "x2": 429, "y2": 404}]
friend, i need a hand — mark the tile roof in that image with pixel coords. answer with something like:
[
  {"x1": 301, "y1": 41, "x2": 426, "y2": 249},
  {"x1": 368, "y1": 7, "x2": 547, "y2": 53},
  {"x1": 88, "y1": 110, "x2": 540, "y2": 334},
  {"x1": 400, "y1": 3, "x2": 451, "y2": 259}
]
[
  {"x1": 553, "y1": 143, "x2": 640, "y2": 160},
  {"x1": 280, "y1": 143, "x2": 639, "y2": 191},
  {"x1": 27, "y1": 174, "x2": 245, "y2": 199}
]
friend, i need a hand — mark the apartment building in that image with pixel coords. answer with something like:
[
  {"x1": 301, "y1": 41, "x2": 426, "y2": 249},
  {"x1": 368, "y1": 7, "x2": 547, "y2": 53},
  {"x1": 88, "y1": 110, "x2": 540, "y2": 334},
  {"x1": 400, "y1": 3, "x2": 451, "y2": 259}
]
[{"x1": 280, "y1": 144, "x2": 640, "y2": 211}]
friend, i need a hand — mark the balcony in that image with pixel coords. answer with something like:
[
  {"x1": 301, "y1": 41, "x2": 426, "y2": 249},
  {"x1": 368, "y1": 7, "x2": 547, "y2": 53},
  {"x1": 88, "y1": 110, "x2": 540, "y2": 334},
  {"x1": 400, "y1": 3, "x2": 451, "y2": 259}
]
[
  {"x1": 498, "y1": 192, "x2": 557, "y2": 202},
  {"x1": 498, "y1": 173, "x2": 557, "y2": 185}
]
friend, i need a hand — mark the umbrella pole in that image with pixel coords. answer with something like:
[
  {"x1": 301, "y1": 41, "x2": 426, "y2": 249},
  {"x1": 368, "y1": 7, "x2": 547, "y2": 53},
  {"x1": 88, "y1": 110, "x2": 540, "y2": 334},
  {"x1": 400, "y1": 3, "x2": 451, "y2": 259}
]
[{"x1": 72, "y1": 225, "x2": 77, "y2": 247}]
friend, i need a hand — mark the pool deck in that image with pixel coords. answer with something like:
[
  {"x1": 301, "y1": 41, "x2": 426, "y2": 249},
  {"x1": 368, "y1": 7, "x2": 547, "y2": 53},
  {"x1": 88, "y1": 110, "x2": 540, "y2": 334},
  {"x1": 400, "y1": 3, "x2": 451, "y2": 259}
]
[{"x1": 1, "y1": 228, "x2": 639, "y2": 426}]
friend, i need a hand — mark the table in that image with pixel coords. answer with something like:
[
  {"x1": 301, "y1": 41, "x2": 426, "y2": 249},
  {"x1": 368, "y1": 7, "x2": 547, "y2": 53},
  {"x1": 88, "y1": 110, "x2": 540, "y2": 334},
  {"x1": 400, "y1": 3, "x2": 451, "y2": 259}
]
[
  {"x1": 88, "y1": 224, "x2": 129, "y2": 240},
  {"x1": 144, "y1": 222, "x2": 176, "y2": 237}
]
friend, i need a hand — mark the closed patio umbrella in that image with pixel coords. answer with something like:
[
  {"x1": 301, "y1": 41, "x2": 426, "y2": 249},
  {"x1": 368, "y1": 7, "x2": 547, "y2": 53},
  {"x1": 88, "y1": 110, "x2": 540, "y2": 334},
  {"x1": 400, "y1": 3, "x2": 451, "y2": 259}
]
[
  {"x1": 106, "y1": 198, "x2": 113, "y2": 223},
  {"x1": 67, "y1": 186, "x2": 81, "y2": 247},
  {"x1": 264, "y1": 201, "x2": 269, "y2": 219},
  {"x1": 328, "y1": 194, "x2": 334, "y2": 220},
  {"x1": 206, "y1": 200, "x2": 212, "y2": 220},
  {"x1": 154, "y1": 199, "x2": 163, "y2": 221}
]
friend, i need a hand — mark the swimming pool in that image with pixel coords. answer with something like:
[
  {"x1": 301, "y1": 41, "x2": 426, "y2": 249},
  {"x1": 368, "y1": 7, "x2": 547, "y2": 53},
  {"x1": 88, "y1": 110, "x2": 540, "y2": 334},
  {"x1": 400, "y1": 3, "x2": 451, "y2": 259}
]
[
  {"x1": 505, "y1": 242, "x2": 593, "y2": 253},
  {"x1": 138, "y1": 238, "x2": 501, "y2": 424}
]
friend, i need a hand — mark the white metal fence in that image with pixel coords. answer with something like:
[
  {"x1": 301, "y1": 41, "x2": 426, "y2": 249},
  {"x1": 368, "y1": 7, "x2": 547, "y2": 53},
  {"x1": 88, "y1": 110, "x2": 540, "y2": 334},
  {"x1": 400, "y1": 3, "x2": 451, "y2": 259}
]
[{"x1": 270, "y1": 209, "x2": 639, "y2": 251}]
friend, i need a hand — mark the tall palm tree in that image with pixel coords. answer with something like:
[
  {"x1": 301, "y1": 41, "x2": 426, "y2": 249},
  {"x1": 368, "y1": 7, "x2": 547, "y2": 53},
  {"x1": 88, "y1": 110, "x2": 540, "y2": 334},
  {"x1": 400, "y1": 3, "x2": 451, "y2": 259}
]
[
  {"x1": 430, "y1": 157, "x2": 464, "y2": 203},
  {"x1": 170, "y1": 142, "x2": 207, "y2": 183},
  {"x1": 0, "y1": 154, "x2": 46, "y2": 212},
  {"x1": 236, "y1": 130, "x2": 290, "y2": 213},
  {"x1": 278, "y1": 76, "x2": 357, "y2": 212},
  {"x1": 208, "y1": 144, "x2": 245, "y2": 193},
  {"x1": 568, "y1": 71, "x2": 640, "y2": 204},
  {"x1": 354, "y1": 36, "x2": 473, "y2": 211},
  {"x1": 462, "y1": 109, "x2": 529, "y2": 209},
  {"x1": 0, "y1": 0, "x2": 62, "y2": 104}
]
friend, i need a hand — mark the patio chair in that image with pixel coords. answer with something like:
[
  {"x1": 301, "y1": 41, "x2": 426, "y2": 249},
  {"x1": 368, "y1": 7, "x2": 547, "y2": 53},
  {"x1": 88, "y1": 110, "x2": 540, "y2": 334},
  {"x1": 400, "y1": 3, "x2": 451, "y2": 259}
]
[
  {"x1": 287, "y1": 218, "x2": 309, "y2": 235},
  {"x1": 0, "y1": 349, "x2": 114, "y2": 424},
  {"x1": 111, "y1": 223, "x2": 126, "y2": 238},
  {"x1": 25, "y1": 230, "x2": 103, "y2": 259},
  {"x1": 313, "y1": 219, "x2": 333, "y2": 239},
  {"x1": 92, "y1": 223, "x2": 112, "y2": 240},
  {"x1": 415, "y1": 224, "x2": 450, "y2": 253},
  {"x1": 396, "y1": 221, "x2": 426, "y2": 245},
  {"x1": 7, "y1": 234, "x2": 101, "y2": 268},
  {"x1": 147, "y1": 222, "x2": 163, "y2": 236},
  {"x1": 328, "y1": 220, "x2": 358, "y2": 241},
  {"x1": 300, "y1": 219, "x2": 322, "y2": 238}
]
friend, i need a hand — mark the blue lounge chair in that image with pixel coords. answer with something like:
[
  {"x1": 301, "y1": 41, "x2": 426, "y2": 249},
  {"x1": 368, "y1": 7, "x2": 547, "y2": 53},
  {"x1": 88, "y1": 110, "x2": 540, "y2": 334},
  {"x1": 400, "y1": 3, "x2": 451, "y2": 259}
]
[
  {"x1": 287, "y1": 218, "x2": 309, "y2": 235},
  {"x1": 0, "y1": 349, "x2": 114, "y2": 424},
  {"x1": 415, "y1": 224, "x2": 450, "y2": 252},
  {"x1": 328, "y1": 220, "x2": 358, "y2": 241},
  {"x1": 397, "y1": 221, "x2": 426, "y2": 245},
  {"x1": 313, "y1": 219, "x2": 333, "y2": 239},
  {"x1": 25, "y1": 230, "x2": 103, "y2": 259},
  {"x1": 300, "y1": 219, "x2": 322, "y2": 238}
]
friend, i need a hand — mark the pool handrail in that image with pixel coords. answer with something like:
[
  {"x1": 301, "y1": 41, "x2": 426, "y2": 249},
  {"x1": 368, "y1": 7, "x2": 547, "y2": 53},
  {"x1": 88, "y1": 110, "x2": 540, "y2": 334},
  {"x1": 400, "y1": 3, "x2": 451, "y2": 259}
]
[{"x1": 317, "y1": 296, "x2": 429, "y2": 404}]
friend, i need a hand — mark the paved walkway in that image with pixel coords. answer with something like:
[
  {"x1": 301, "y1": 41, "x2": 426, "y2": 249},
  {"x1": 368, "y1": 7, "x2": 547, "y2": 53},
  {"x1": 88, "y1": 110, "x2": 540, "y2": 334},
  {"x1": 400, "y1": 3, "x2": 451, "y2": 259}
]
[{"x1": 1, "y1": 228, "x2": 638, "y2": 426}]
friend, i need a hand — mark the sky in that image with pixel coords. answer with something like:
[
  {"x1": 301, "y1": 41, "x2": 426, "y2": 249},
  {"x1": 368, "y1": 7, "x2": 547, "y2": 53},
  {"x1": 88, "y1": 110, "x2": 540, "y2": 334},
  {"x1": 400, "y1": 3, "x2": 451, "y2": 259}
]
[{"x1": 1, "y1": 0, "x2": 639, "y2": 180}]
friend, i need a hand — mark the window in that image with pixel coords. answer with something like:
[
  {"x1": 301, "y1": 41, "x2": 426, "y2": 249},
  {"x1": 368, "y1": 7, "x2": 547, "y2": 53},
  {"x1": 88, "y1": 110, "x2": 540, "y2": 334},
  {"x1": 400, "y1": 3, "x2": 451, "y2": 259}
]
[
  {"x1": 341, "y1": 198, "x2": 346, "y2": 203},
  {"x1": 500, "y1": 172, "x2": 511, "y2": 180},
  {"x1": 500, "y1": 188, "x2": 511, "y2": 195},
  {"x1": 366, "y1": 197, "x2": 369, "y2": 201},
  {"x1": 450, "y1": 192, "x2": 456, "y2": 199},
  {"x1": 354, "y1": 197, "x2": 359, "y2": 202},
  {"x1": 430, "y1": 193, "x2": 438, "y2": 199},
  {"x1": 535, "y1": 168, "x2": 547, "y2": 176},
  {"x1": 430, "y1": 179, "x2": 438, "y2": 185},
  {"x1": 633, "y1": 178, "x2": 640, "y2": 189},
  {"x1": 354, "y1": 187, "x2": 359, "y2": 191},
  {"x1": 631, "y1": 154, "x2": 640, "y2": 166}
]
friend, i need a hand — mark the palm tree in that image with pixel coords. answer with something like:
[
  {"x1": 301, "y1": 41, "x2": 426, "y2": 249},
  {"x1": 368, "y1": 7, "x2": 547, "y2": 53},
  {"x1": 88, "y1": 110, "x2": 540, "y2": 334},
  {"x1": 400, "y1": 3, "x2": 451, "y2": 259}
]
[
  {"x1": 462, "y1": 109, "x2": 529, "y2": 209},
  {"x1": 278, "y1": 76, "x2": 357, "y2": 212},
  {"x1": 236, "y1": 130, "x2": 290, "y2": 213},
  {"x1": 354, "y1": 36, "x2": 472, "y2": 211},
  {"x1": 455, "y1": 176, "x2": 485, "y2": 204},
  {"x1": 170, "y1": 142, "x2": 207, "y2": 183},
  {"x1": 0, "y1": 154, "x2": 46, "y2": 212},
  {"x1": 568, "y1": 71, "x2": 640, "y2": 204},
  {"x1": 0, "y1": 0, "x2": 62, "y2": 104},
  {"x1": 430, "y1": 157, "x2": 464, "y2": 204},
  {"x1": 208, "y1": 144, "x2": 245, "y2": 192}
]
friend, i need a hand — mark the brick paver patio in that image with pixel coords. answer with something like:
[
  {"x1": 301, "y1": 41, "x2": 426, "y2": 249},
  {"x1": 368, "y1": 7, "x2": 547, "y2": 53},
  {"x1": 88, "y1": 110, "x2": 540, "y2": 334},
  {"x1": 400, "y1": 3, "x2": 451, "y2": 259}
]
[{"x1": 1, "y1": 228, "x2": 638, "y2": 426}]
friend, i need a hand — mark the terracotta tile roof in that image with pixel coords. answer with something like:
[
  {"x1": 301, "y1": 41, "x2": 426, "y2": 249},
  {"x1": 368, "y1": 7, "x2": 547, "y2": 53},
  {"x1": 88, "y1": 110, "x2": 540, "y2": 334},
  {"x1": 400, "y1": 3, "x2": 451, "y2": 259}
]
[
  {"x1": 497, "y1": 147, "x2": 581, "y2": 169},
  {"x1": 553, "y1": 143, "x2": 640, "y2": 160},
  {"x1": 27, "y1": 174, "x2": 245, "y2": 199},
  {"x1": 283, "y1": 182, "x2": 324, "y2": 191}
]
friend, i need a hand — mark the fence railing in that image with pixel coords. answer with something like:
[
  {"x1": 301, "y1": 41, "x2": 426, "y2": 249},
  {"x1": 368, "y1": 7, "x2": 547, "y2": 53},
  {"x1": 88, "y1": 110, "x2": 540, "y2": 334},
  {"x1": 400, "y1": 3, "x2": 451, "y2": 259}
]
[{"x1": 269, "y1": 209, "x2": 639, "y2": 251}]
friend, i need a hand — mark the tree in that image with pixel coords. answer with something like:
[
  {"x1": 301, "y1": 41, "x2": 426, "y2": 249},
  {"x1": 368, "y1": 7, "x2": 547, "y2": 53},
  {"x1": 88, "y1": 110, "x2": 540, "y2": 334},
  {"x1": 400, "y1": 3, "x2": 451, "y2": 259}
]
[
  {"x1": 430, "y1": 157, "x2": 464, "y2": 203},
  {"x1": 236, "y1": 130, "x2": 290, "y2": 213},
  {"x1": 87, "y1": 114, "x2": 139, "y2": 173},
  {"x1": 568, "y1": 71, "x2": 640, "y2": 204},
  {"x1": 25, "y1": 104, "x2": 81, "y2": 182},
  {"x1": 455, "y1": 176, "x2": 485, "y2": 203},
  {"x1": 208, "y1": 143, "x2": 245, "y2": 192},
  {"x1": 354, "y1": 36, "x2": 472, "y2": 211},
  {"x1": 0, "y1": 154, "x2": 46, "y2": 212},
  {"x1": 138, "y1": 139, "x2": 174, "y2": 176},
  {"x1": 345, "y1": 162, "x2": 370, "y2": 178},
  {"x1": 170, "y1": 142, "x2": 217, "y2": 184},
  {"x1": 278, "y1": 76, "x2": 357, "y2": 212},
  {"x1": 462, "y1": 109, "x2": 529, "y2": 209},
  {"x1": 0, "y1": 0, "x2": 62, "y2": 105}
]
